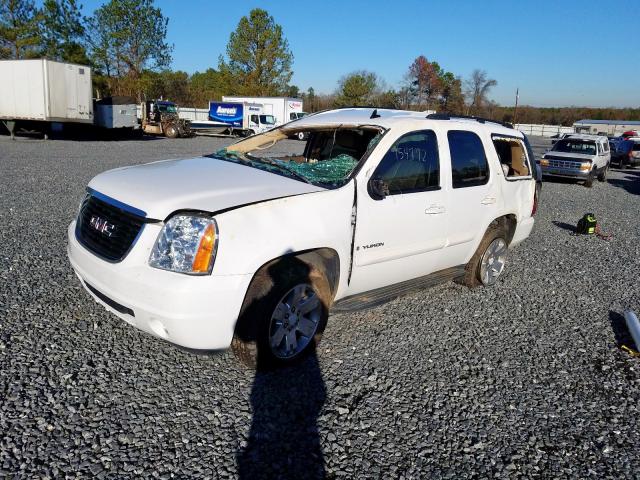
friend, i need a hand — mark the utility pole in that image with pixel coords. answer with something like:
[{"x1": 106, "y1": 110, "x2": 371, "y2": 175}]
[{"x1": 513, "y1": 88, "x2": 519, "y2": 126}]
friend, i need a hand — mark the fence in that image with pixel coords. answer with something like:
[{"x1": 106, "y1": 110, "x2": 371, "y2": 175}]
[
  {"x1": 177, "y1": 107, "x2": 209, "y2": 121},
  {"x1": 514, "y1": 123, "x2": 574, "y2": 137}
]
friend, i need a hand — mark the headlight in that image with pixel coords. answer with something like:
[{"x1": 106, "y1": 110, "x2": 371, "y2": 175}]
[
  {"x1": 149, "y1": 215, "x2": 218, "y2": 275},
  {"x1": 540, "y1": 158, "x2": 549, "y2": 166},
  {"x1": 580, "y1": 162, "x2": 591, "y2": 171}
]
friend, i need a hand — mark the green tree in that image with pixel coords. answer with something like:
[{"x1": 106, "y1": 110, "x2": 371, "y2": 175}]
[
  {"x1": 189, "y1": 68, "x2": 225, "y2": 107},
  {"x1": 88, "y1": 0, "x2": 172, "y2": 99},
  {"x1": 439, "y1": 72, "x2": 464, "y2": 114},
  {"x1": 140, "y1": 69, "x2": 191, "y2": 105},
  {"x1": 304, "y1": 86, "x2": 316, "y2": 111},
  {"x1": 334, "y1": 70, "x2": 379, "y2": 107},
  {"x1": 0, "y1": 0, "x2": 41, "y2": 59},
  {"x1": 219, "y1": 8, "x2": 293, "y2": 96},
  {"x1": 284, "y1": 84, "x2": 300, "y2": 97},
  {"x1": 374, "y1": 89, "x2": 401, "y2": 109},
  {"x1": 39, "y1": 0, "x2": 88, "y2": 64}
]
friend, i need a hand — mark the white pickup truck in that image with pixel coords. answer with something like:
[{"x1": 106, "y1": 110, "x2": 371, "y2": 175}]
[
  {"x1": 540, "y1": 134, "x2": 611, "y2": 187},
  {"x1": 68, "y1": 109, "x2": 539, "y2": 368}
]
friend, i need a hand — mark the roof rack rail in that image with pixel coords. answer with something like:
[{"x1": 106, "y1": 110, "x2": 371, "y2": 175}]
[{"x1": 426, "y1": 113, "x2": 514, "y2": 129}]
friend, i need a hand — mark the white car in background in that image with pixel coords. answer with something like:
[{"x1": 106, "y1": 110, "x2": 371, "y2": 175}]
[
  {"x1": 68, "y1": 109, "x2": 539, "y2": 369},
  {"x1": 539, "y1": 134, "x2": 611, "y2": 187}
]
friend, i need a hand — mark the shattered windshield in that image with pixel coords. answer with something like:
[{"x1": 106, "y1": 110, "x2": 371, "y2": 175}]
[{"x1": 210, "y1": 126, "x2": 383, "y2": 188}]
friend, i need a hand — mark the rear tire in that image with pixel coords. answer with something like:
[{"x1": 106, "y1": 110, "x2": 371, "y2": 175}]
[
  {"x1": 461, "y1": 224, "x2": 508, "y2": 288},
  {"x1": 231, "y1": 259, "x2": 332, "y2": 370}
]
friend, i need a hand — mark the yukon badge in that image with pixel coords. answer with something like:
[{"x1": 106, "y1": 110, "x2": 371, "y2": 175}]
[
  {"x1": 89, "y1": 215, "x2": 115, "y2": 237},
  {"x1": 359, "y1": 242, "x2": 384, "y2": 250}
]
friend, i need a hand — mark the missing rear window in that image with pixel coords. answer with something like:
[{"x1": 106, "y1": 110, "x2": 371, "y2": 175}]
[{"x1": 492, "y1": 136, "x2": 531, "y2": 178}]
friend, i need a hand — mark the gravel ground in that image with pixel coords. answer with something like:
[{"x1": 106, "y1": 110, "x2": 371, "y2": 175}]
[{"x1": 1, "y1": 133, "x2": 639, "y2": 479}]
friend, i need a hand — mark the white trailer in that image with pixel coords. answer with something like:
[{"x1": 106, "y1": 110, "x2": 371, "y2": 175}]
[
  {"x1": 0, "y1": 59, "x2": 93, "y2": 138},
  {"x1": 222, "y1": 96, "x2": 304, "y2": 127}
]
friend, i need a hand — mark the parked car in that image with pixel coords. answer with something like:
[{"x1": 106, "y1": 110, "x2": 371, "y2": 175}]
[
  {"x1": 539, "y1": 134, "x2": 610, "y2": 187},
  {"x1": 611, "y1": 139, "x2": 640, "y2": 169},
  {"x1": 551, "y1": 132, "x2": 573, "y2": 145},
  {"x1": 67, "y1": 109, "x2": 539, "y2": 368}
]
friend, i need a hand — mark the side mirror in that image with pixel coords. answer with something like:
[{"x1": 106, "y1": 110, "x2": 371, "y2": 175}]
[{"x1": 369, "y1": 177, "x2": 390, "y2": 200}]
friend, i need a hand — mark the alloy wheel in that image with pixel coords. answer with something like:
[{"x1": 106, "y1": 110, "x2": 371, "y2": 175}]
[
  {"x1": 479, "y1": 238, "x2": 507, "y2": 286},
  {"x1": 268, "y1": 284, "x2": 322, "y2": 359}
]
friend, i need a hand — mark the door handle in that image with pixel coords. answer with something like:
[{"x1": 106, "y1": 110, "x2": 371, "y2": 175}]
[
  {"x1": 425, "y1": 205, "x2": 446, "y2": 215},
  {"x1": 480, "y1": 197, "x2": 496, "y2": 205}
]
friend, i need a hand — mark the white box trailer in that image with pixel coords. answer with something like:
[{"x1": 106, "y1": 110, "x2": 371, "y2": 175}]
[
  {"x1": 0, "y1": 59, "x2": 93, "y2": 137},
  {"x1": 222, "y1": 96, "x2": 304, "y2": 127}
]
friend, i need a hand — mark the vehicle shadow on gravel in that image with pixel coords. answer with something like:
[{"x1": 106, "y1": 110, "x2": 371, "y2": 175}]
[
  {"x1": 235, "y1": 254, "x2": 327, "y2": 479},
  {"x1": 236, "y1": 350, "x2": 326, "y2": 479},
  {"x1": 608, "y1": 171, "x2": 640, "y2": 196},
  {"x1": 609, "y1": 311, "x2": 637, "y2": 351}
]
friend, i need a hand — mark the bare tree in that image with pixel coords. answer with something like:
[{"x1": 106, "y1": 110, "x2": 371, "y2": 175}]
[{"x1": 464, "y1": 69, "x2": 497, "y2": 115}]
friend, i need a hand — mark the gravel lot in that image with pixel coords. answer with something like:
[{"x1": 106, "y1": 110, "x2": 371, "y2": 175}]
[{"x1": 1, "y1": 133, "x2": 639, "y2": 479}]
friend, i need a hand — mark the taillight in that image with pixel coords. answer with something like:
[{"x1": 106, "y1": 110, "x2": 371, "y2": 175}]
[{"x1": 531, "y1": 185, "x2": 539, "y2": 216}]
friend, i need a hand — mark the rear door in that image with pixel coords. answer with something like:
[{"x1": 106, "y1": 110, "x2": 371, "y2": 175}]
[
  {"x1": 444, "y1": 129, "x2": 499, "y2": 266},
  {"x1": 491, "y1": 133, "x2": 535, "y2": 222},
  {"x1": 349, "y1": 129, "x2": 448, "y2": 293}
]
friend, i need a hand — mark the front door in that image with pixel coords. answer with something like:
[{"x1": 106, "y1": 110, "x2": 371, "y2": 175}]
[{"x1": 349, "y1": 129, "x2": 448, "y2": 294}]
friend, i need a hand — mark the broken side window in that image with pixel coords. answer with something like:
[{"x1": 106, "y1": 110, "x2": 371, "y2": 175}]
[{"x1": 492, "y1": 136, "x2": 532, "y2": 178}]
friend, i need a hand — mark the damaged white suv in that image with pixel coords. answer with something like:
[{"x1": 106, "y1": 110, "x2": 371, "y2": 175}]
[{"x1": 68, "y1": 109, "x2": 539, "y2": 368}]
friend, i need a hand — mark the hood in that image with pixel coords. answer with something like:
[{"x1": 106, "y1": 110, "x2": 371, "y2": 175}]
[
  {"x1": 88, "y1": 156, "x2": 325, "y2": 220},
  {"x1": 544, "y1": 151, "x2": 595, "y2": 161}
]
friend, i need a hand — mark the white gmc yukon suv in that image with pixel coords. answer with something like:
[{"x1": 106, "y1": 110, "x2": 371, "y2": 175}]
[{"x1": 68, "y1": 109, "x2": 539, "y2": 368}]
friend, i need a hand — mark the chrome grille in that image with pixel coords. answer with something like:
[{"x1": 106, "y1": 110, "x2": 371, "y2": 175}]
[{"x1": 75, "y1": 194, "x2": 145, "y2": 262}]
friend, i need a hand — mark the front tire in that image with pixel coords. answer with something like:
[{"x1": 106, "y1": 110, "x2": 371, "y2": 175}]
[
  {"x1": 597, "y1": 165, "x2": 608, "y2": 182},
  {"x1": 165, "y1": 124, "x2": 178, "y2": 138},
  {"x1": 231, "y1": 259, "x2": 331, "y2": 370},
  {"x1": 297, "y1": 132, "x2": 306, "y2": 141},
  {"x1": 461, "y1": 224, "x2": 508, "y2": 288},
  {"x1": 584, "y1": 171, "x2": 594, "y2": 188}
]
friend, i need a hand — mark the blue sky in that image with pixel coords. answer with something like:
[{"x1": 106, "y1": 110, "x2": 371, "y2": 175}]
[{"x1": 77, "y1": 0, "x2": 640, "y2": 108}]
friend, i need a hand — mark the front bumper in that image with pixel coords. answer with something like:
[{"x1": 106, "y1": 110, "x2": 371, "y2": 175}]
[
  {"x1": 67, "y1": 221, "x2": 252, "y2": 350},
  {"x1": 540, "y1": 165, "x2": 591, "y2": 180}
]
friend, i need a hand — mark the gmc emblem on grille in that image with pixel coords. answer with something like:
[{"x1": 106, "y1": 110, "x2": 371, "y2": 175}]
[{"x1": 89, "y1": 215, "x2": 115, "y2": 237}]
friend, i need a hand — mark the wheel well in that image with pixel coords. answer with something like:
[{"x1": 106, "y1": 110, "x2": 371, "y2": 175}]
[
  {"x1": 490, "y1": 214, "x2": 517, "y2": 245},
  {"x1": 249, "y1": 248, "x2": 340, "y2": 300}
]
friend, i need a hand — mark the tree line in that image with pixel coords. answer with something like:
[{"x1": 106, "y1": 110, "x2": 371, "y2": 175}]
[{"x1": 2, "y1": 0, "x2": 637, "y2": 125}]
